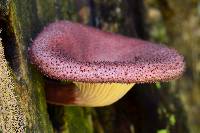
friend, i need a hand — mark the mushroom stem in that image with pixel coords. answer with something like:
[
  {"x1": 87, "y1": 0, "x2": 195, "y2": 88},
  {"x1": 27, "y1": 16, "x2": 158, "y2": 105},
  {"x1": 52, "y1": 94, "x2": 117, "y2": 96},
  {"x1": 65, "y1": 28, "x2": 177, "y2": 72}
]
[
  {"x1": 45, "y1": 81, "x2": 79, "y2": 105},
  {"x1": 45, "y1": 81, "x2": 134, "y2": 107}
]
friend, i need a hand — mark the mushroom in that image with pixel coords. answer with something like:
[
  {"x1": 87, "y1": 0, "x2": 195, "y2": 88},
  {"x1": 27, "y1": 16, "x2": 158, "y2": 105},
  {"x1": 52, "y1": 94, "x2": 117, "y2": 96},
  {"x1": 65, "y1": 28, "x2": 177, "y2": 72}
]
[{"x1": 29, "y1": 21, "x2": 185, "y2": 107}]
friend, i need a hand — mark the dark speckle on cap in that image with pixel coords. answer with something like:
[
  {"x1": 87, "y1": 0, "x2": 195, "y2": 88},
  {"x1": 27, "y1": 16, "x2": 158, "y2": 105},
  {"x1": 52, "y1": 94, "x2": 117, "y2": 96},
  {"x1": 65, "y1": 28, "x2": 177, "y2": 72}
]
[{"x1": 29, "y1": 21, "x2": 185, "y2": 83}]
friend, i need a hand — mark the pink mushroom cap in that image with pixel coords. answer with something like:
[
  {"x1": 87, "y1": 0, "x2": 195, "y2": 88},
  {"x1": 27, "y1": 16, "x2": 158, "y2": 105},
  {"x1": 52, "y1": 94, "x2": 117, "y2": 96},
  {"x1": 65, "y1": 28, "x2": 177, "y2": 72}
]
[{"x1": 29, "y1": 21, "x2": 185, "y2": 83}]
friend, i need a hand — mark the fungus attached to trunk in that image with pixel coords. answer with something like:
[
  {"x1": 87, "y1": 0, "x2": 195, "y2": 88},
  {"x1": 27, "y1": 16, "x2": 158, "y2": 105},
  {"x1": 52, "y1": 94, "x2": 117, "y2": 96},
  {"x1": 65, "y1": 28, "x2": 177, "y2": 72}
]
[{"x1": 29, "y1": 21, "x2": 185, "y2": 107}]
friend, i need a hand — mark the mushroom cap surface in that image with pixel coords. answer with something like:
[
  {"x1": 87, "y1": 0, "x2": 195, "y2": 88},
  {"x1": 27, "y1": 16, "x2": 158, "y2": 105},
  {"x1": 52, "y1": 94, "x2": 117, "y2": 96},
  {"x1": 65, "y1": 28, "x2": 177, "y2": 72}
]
[{"x1": 29, "y1": 21, "x2": 185, "y2": 83}]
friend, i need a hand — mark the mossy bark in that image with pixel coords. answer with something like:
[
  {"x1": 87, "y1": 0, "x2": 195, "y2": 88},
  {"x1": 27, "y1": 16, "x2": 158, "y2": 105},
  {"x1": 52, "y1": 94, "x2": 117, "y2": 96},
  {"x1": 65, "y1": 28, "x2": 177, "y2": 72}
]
[{"x1": 0, "y1": 0, "x2": 52, "y2": 132}]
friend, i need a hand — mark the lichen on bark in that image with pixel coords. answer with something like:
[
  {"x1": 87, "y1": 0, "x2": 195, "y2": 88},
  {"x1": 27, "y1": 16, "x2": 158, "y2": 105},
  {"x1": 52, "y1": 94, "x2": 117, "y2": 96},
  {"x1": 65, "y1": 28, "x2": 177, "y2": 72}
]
[{"x1": 0, "y1": 38, "x2": 26, "y2": 132}]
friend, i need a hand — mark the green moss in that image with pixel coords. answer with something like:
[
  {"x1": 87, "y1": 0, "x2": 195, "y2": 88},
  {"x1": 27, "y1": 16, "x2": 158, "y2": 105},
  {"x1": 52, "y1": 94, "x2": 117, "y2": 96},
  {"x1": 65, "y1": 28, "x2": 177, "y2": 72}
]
[
  {"x1": 156, "y1": 82, "x2": 161, "y2": 89},
  {"x1": 63, "y1": 107, "x2": 93, "y2": 133},
  {"x1": 157, "y1": 129, "x2": 168, "y2": 133},
  {"x1": 169, "y1": 115, "x2": 176, "y2": 126},
  {"x1": 30, "y1": 66, "x2": 53, "y2": 132}
]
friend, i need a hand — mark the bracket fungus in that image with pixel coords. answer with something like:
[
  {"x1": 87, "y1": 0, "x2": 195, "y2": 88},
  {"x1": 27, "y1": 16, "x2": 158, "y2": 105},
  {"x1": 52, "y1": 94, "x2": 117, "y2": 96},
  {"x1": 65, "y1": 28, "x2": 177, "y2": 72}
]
[{"x1": 29, "y1": 21, "x2": 185, "y2": 107}]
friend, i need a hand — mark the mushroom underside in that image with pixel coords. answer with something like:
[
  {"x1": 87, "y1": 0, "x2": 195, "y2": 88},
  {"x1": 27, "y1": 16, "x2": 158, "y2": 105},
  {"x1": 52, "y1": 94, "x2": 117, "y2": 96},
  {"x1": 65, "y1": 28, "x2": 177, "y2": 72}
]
[{"x1": 46, "y1": 82, "x2": 134, "y2": 107}]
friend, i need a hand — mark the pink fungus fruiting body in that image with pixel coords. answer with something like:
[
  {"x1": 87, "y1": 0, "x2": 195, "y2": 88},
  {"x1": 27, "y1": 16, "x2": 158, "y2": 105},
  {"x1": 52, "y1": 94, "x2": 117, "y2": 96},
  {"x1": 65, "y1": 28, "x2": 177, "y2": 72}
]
[{"x1": 29, "y1": 21, "x2": 185, "y2": 107}]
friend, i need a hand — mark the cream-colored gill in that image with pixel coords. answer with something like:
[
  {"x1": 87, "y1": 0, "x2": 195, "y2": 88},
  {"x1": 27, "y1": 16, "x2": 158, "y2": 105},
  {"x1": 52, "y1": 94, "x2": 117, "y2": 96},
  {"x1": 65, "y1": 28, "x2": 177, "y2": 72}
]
[{"x1": 73, "y1": 82, "x2": 135, "y2": 107}]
